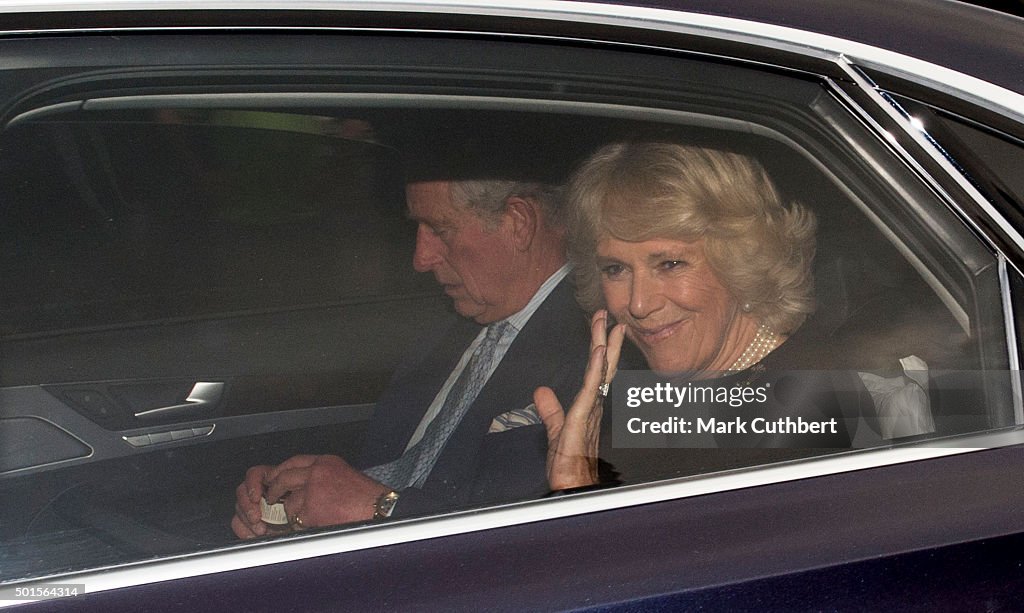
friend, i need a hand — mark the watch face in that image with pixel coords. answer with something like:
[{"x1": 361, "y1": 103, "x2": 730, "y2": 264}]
[{"x1": 376, "y1": 491, "x2": 400, "y2": 519}]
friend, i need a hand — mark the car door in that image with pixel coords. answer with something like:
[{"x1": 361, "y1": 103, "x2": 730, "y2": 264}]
[{"x1": 1, "y1": 2, "x2": 1023, "y2": 610}]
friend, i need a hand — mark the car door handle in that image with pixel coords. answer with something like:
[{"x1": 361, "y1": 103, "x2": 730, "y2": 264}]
[{"x1": 134, "y1": 382, "x2": 225, "y2": 419}]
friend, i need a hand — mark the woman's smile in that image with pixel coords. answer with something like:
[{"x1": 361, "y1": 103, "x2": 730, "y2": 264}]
[{"x1": 629, "y1": 319, "x2": 687, "y2": 345}]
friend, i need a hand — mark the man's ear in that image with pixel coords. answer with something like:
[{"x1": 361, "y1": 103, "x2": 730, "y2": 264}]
[{"x1": 504, "y1": 196, "x2": 539, "y2": 251}]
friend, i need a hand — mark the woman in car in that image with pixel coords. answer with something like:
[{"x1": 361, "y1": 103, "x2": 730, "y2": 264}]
[{"x1": 537, "y1": 141, "x2": 854, "y2": 491}]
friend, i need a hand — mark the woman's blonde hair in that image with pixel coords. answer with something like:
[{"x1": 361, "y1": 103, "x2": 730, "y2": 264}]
[{"x1": 568, "y1": 142, "x2": 817, "y2": 334}]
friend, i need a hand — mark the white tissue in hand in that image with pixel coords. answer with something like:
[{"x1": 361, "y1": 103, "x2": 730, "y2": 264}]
[{"x1": 260, "y1": 496, "x2": 289, "y2": 525}]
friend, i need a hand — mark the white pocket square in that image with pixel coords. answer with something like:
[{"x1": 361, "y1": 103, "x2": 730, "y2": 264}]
[{"x1": 488, "y1": 404, "x2": 542, "y2": 433}]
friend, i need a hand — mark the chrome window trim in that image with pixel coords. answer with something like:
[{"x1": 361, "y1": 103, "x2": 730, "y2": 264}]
[
  {"x1": 999, "y1": 256, "x2": 1024, "y2": 422},
  {"x1": 833, "y1": 57, "x2": 1024, "y2": 264},
  {"x1": 2, "y1": 0, "x2": 1024, "y2": 603}
]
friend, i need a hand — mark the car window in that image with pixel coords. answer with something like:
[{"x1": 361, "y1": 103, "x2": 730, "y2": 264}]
[
  {"x1": 0, "y1": 31, "x2": 1018, "y2": 588},
  {"x1": 1, "y1": 110, "x2": 419, "y2": 336}
]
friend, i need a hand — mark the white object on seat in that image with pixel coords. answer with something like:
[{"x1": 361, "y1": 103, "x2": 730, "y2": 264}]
[{"x1": 859, "y1": 355, "x2": 935, "y2": 440}]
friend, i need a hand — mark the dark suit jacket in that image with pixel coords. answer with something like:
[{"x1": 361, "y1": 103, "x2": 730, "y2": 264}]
[{"x1": 356, "y1": 277, "x2": 590, "y2": 518}]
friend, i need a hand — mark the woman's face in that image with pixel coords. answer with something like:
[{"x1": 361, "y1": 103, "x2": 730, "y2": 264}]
[{"x1": 597, "y1": 236, "x2": 749, "y2": 375}]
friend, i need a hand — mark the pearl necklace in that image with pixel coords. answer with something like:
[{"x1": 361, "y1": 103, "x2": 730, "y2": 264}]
[{"x1": 728, "y1": 323, "x2": 778, "y2": 372}]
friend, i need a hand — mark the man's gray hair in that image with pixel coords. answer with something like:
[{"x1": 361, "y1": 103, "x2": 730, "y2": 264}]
[{"x1": 450, "y1": 180, "x2": 565, "y2": 228}]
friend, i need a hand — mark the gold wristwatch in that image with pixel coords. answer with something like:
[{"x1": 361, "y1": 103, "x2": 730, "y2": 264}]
[{"x1": 373, "y1": 489, "x2": 400, "y2": 520}]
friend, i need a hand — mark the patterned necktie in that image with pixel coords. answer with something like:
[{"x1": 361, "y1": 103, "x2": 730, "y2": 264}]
[{"x1": 365, "y1": 321, "x2": 513, "y2": 489}]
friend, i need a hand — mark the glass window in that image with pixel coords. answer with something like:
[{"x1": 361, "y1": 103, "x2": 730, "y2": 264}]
[
  {"x1": 0, "y1": 110, "x2": 420, "y2": 336},
  {"x1": 0, "y1": 32, "x2": 1016, "y2": 585},
  {"x1": 884, "y1": 93, "x2": 1024, "y2": 250}
]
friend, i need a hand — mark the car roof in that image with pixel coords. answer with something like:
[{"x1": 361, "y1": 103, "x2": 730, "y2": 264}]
[
  {"x1": 0, "y1": 0, "x2": 1021, "y2": 96},
  {"x1": 607, "y1": 0, "x2": 1024, "y2": 95}
]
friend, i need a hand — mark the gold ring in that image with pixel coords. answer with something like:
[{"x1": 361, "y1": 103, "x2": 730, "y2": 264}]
[{"x1": 292, "y1": 514, "x2": 305, "y2": 530}]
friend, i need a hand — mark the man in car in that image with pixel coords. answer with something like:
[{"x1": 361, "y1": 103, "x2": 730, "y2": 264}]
[{"x1": 232, "y1": 160, "x2": 590, "y2": 537}]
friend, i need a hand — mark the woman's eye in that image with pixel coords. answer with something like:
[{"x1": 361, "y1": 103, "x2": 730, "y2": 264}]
[{"x1": 660, "y1": 260, "x2": 687, "y2": 271}]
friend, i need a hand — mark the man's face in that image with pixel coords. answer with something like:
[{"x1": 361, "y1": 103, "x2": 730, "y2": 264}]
[{"x1": 407, "y1": 181, "x2": 520, "y2": 324}]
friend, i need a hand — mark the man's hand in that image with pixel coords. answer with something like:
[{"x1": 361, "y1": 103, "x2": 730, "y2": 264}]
[
  {"x1": 231, "y1": 455, "x2": 390, "y2": 539},
  {"x1": 266, "y1": 454, "x2": 389, "y2": 531},
  {"x1": 232, "y1": 464, "x2": 275, "y2": 539},
  {"x1": 534, "y1": 310, "x2": 624, "y2": 491}
]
